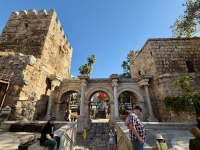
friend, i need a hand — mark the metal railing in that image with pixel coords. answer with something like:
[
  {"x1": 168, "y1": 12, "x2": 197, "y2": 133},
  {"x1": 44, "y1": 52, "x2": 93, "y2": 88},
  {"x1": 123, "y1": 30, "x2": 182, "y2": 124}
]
[
  {"x1": 116, "y1": 135, "x2": 123, "y2": 149},
  {"x1": 64, "y1": 133, "x2": 76, "y2": 147}
]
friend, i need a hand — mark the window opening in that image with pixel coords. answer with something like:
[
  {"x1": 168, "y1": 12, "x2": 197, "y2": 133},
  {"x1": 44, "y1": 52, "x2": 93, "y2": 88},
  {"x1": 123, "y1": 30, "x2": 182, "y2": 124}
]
[{"x1": 185, "y1": 61, "x2": 195, "y2": 73}]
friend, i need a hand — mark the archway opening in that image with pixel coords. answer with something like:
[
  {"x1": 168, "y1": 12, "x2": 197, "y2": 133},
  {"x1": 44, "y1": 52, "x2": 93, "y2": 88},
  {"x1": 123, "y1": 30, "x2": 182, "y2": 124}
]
[
  {"x1": 118, "y1": 91, "x2": 141, "y2": 121},
  {"x1": 52, "y1": 90, "x2": 80, "y2": 121},
  {"x1": 89, "y1": 91, "x2": 111, "y2": 120}
]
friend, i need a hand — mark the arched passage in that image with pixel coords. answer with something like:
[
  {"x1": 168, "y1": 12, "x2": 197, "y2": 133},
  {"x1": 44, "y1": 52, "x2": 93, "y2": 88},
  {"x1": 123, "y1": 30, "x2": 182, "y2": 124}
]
[
  {"x1": 117, "y1": 88, "x2": 147, "y2": 121},
  {"x1": 51, "y1": 87, "x2": 81, "y2": 121},
  {"x1": 84, "y1": 87, "x2": 115, "y2": 127}
]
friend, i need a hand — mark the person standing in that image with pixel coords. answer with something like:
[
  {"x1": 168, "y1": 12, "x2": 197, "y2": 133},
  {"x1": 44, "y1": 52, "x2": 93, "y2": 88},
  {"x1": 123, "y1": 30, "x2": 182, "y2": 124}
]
[
  {"x1": 40, "y1": 116, "x2": 60, "y2": 150},
  {"x1": 129, "y1": 106, "x2": 146, "y2": 150},
  {"x1": 109, "y1": 129, "x2": 114, "y2": 150}
]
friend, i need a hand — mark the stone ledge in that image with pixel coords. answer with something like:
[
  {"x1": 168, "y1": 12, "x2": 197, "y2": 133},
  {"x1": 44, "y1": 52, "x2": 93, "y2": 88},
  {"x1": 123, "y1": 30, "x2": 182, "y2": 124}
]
[{"x1": 0, "y1": 121, "x2": 75, "y2": 131}]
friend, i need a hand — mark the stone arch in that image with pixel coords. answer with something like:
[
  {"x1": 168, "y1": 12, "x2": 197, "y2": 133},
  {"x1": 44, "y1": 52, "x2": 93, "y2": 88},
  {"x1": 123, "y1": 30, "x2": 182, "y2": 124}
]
[
  {"x1": 117, "y1": 87, "x2": 144, "y2": 103},
  {"x1": 85, "y1": 87, "x2": 114, "y2": 102},
  {"x1": 59, "y1": 87, "x2": 81, "y2": 101}
]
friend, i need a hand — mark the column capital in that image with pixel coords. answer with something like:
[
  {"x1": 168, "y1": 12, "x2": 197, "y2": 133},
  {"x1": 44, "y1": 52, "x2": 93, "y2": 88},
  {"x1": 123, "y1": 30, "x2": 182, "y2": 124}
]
[
  {"x1": 48, "y1": 74, "x2": 62, "y2": 82},
  {"x1": 137, "y1": 74, "x2": 152, "y2": 87},
  {"x1": 112, "y1": 82, "x2": 118, "y2": 87}
]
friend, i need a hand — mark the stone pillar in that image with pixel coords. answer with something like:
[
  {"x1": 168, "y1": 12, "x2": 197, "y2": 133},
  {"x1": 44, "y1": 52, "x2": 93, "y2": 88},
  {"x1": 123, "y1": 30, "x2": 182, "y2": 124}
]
[
  {"x1": 109, "y1": 74, "x2": 120, "y2": 121},
  {"x1": 138, "y1": 75, "x2": 158, "y2": 122},
  {"x1": 67, "y1": 94, "x2": 72, "y2": 119},
  {"x1": 144, "y1": 85, "x2": 154, "y2": 117},
  {"x1": 84, "y1": 101, "x2": 91, "y2": 129},
  {"x1": 46, "y1": 75, "x2": 62, "y2": 120},
  {"x1": 113, "y1": 82, "x2": 119, "y2": 119},
  {"x1": 80, "y1": 82, "x2": 86, "y2": 117},
  {"x1": 77, "y1": 75, "x2": 88, "y2": 133},
  {"x1": 109, "y1": 101, "x2": 115, "y2": 128}
]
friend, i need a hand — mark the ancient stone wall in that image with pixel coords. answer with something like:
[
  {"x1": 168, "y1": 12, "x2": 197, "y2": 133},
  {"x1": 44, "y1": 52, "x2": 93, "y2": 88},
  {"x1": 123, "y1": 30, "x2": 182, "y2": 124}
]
[
  {"x1": 130, "y1": 38, "x2": 200, "y2": 122},
  {"x1": 0, "y1": 9, "x2": 72, "y2": 78},
  {"x1": 0, "y1": 9, "x2": 72, "y2": 121},
  {"x1": 41, "y1": 10, "x2": 72, "y2": 78}
]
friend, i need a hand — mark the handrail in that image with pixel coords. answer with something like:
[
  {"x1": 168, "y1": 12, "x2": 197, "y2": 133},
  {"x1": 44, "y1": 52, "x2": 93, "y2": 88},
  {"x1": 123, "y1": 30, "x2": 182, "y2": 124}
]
[
  {"x1": 64, "y1": 133, "x2": 76, "y2": 146},
  {"x1": 117, "y1": 136, "x2": 123, "y2": 145}
]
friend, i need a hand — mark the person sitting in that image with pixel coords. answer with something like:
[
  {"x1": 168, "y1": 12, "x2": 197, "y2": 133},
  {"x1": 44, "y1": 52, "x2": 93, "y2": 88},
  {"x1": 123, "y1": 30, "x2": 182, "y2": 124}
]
[
  {"x1": 40, "y1": 116, "x2": 60, "y2": 150},
  {"x1": 155, "y1": 134, "x2": 168, "y2": 150},
  {"x1": 188, "y1": 127, "x2": 200, "y2": 150}
]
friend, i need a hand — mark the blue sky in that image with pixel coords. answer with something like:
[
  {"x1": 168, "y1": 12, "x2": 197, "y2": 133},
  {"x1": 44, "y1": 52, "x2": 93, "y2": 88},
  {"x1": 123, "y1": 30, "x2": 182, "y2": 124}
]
[{"x1": 0, "y1": 0, "x2": 185, "y2": 78}]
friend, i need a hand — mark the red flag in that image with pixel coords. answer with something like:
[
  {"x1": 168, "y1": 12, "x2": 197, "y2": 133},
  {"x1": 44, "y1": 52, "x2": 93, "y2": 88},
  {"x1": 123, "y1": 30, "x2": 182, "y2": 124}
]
[{"x1": 98, "y1": 92, "x2": 105, "y2": 99}]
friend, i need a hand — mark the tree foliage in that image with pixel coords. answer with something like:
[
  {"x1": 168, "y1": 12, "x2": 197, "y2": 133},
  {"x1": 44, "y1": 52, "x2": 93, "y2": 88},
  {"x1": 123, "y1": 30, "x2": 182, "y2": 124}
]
[
  {"x1": 164, "y1": 76, "x2": 200, "y2": 114},
  {"x1": 171, "y1": 0, "x2": 200, "y2": 37},
  {"x1": 119, "y1": 50, "x2": 134, "y2": 78},
  {"x1": 79, "y1": 55, "x2": 96, "y2": 76}
]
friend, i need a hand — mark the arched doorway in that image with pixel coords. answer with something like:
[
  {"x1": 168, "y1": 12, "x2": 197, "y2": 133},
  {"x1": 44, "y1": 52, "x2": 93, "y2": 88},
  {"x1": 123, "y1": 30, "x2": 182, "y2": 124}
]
[
  {"x1": 118, "y1": 88, "x2": 146, "y2": 121},
  {"x1": 51, "y1": 90, "x2": 81, "y2": 121},
  {"x1": 85, "y1": 87, "x2": 114, "y2": 128}
]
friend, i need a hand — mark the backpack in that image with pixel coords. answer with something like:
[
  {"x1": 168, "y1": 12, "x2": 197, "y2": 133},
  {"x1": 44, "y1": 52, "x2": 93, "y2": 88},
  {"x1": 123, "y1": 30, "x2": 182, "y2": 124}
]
[{"x1": 125, "y1": 113, "x2": 131, "y2": 129}]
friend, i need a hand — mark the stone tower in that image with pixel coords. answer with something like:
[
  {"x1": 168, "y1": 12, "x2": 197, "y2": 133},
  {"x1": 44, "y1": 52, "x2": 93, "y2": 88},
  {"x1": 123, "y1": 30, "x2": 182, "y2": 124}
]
[{"x1": 0, "y1": 9, "x2": 72, "y2": 121}]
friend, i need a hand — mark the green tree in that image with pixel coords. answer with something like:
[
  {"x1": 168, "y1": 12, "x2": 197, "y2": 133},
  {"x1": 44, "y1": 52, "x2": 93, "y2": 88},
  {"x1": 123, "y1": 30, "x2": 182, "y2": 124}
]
[
  {"x1": 171, "y1": 0, "x2": 200, "y2": 37},
  {"x1": 79, "y1": 55, "x2": 96, "y2": 76},
  {"x1": 164, "y1": 76, "x2": 200, "y2": 114},
  {"x1": 119, "y1": 50, "x2": 133, "y2": 78}
]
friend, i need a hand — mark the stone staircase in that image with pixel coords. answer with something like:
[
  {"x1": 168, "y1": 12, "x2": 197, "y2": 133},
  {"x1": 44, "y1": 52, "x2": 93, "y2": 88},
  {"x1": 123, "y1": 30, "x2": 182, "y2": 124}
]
[
  {"x1": 95, "y1": 110, "x2": 106, "y2": 119},
  {"x1": 74, "y1": 122, "x2": 116, "y2": 150}
]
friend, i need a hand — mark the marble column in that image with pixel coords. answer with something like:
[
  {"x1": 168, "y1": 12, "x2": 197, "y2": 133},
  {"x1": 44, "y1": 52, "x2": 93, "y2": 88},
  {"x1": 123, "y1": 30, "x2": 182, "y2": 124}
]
[
  {"x1": 80, "y1": 82, "x2": 86, "y2": 117},
  {"x1": 138, "y1": 75, "x2": 158, "y2": 122},
  {"x1": 144, "y1": 84, "x2": 154, "y2": 116},
  {"x1": 112, "y1": 82, "x2": 119, "y2": 119},
  {"x1": 46, "y1": 84, "x2": 56, "y2": 120}
]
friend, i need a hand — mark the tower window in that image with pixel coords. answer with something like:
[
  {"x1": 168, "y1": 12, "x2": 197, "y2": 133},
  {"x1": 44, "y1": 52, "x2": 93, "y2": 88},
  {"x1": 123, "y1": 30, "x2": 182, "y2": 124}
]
[
  {"x1": 138, "y1": 71, "x2": 141, "y2": 76},
  {"x1": 23, "y1": 24, "x2": 28, "y2": 30},
  {"x1": 185, "y1": 61, "x2": 195, "y2": 73}
]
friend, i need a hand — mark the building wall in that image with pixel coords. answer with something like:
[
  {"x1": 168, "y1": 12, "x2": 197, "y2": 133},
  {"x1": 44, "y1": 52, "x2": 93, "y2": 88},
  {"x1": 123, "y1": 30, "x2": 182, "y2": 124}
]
[
  {"x1": 0, "y1": 9, "x2": 72, "y2": 121},
  {"x1": 130, "y1": 38, "x2": 200, "y2": 122}
]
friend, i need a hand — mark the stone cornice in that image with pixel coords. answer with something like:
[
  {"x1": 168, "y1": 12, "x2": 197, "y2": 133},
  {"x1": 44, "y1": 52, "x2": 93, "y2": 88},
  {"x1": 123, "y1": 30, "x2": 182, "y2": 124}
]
[
  {"x1": 62, "y1": 79, "x2": 81, "y2": 83},
  {"x1": 118, "y1": 78, "x2": 137, "y2": 83},
  {"x1": 78, "y1": 74, "x2": 89, "y2": 81},
  {"x1": 88, "y1": 78, "x2": 109, "y2": 83},
  {"x1": 137, "y1": 74, "x2": 153, "y2": 87},
  {"x1": 109, "y1": 74, "x2": 119, "y2": 81},
  {"x1": 137, "y1": 74, "x2": 153, "y2": 82}
]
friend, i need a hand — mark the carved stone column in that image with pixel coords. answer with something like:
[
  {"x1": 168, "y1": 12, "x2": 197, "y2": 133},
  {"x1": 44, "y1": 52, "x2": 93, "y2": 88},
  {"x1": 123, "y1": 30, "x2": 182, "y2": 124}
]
[
  {"x1": 138, "y1": 75, "x2": 158, "y2": 122},
  {"x1": 46, "y1": 75, "x2": 62, "y2": 120},
  {"x1": 84, "y1": 101, "x2": 91, "y2": 129},
  {"x1": 80, "y1": 82, "x2": 87, "y2": 117},
  {"x1": 109, "y1": 74, "x2": 120, "y2": 121},
  {"x1": 77, "y1": 74, "x2": 88, "y2": 133},
  {"x1": 113, "y1": 82, "x2": 119, "y2": 118}
]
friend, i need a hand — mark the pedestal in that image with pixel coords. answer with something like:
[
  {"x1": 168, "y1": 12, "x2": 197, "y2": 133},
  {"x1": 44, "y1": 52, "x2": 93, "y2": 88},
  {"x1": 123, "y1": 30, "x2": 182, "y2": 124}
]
[
  {"x1": 147, "y1": 116, "x2": 158, "y2": 122},
  {"x1": 77, "y1": 117, "x2": 85, "y2": 133}
]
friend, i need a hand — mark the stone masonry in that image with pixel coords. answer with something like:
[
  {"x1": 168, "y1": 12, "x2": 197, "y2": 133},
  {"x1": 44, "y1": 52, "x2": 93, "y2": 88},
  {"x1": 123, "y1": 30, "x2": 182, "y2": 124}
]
[
  {"x1": 0, "y1": 9, "x2": 72, "y2": 121},
  {"x1": 130, "y1": 38, "x2": 200, "y2": 122}
]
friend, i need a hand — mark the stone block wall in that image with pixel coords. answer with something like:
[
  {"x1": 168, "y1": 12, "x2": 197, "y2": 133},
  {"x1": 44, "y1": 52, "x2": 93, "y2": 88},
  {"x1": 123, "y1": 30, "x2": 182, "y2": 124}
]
[
  {"x1": 0, "y1": 9, "x2": 72, "y2": 121},
  {"x1": 0, "y1": 9, "x2": 72, "y2": 79},
  {"x1": 130, "y1": 38, "x2": 200, "y2": 122}
]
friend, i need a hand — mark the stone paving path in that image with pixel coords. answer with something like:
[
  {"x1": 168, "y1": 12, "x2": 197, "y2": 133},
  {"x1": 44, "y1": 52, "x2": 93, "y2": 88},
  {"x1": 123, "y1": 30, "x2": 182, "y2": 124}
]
[{"x1": 75, "y1": 122, "x2": 117, "y2": 150}]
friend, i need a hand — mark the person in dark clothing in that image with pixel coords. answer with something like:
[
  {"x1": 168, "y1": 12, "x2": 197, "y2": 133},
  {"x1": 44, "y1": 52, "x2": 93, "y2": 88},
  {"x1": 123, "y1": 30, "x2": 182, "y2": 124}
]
[
  {"x1": 74, "y1": 115, "x2": 77, "y2": 122},
  {"x1": 40, "y1": 116, "x2": 60, "y2": 150}
]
